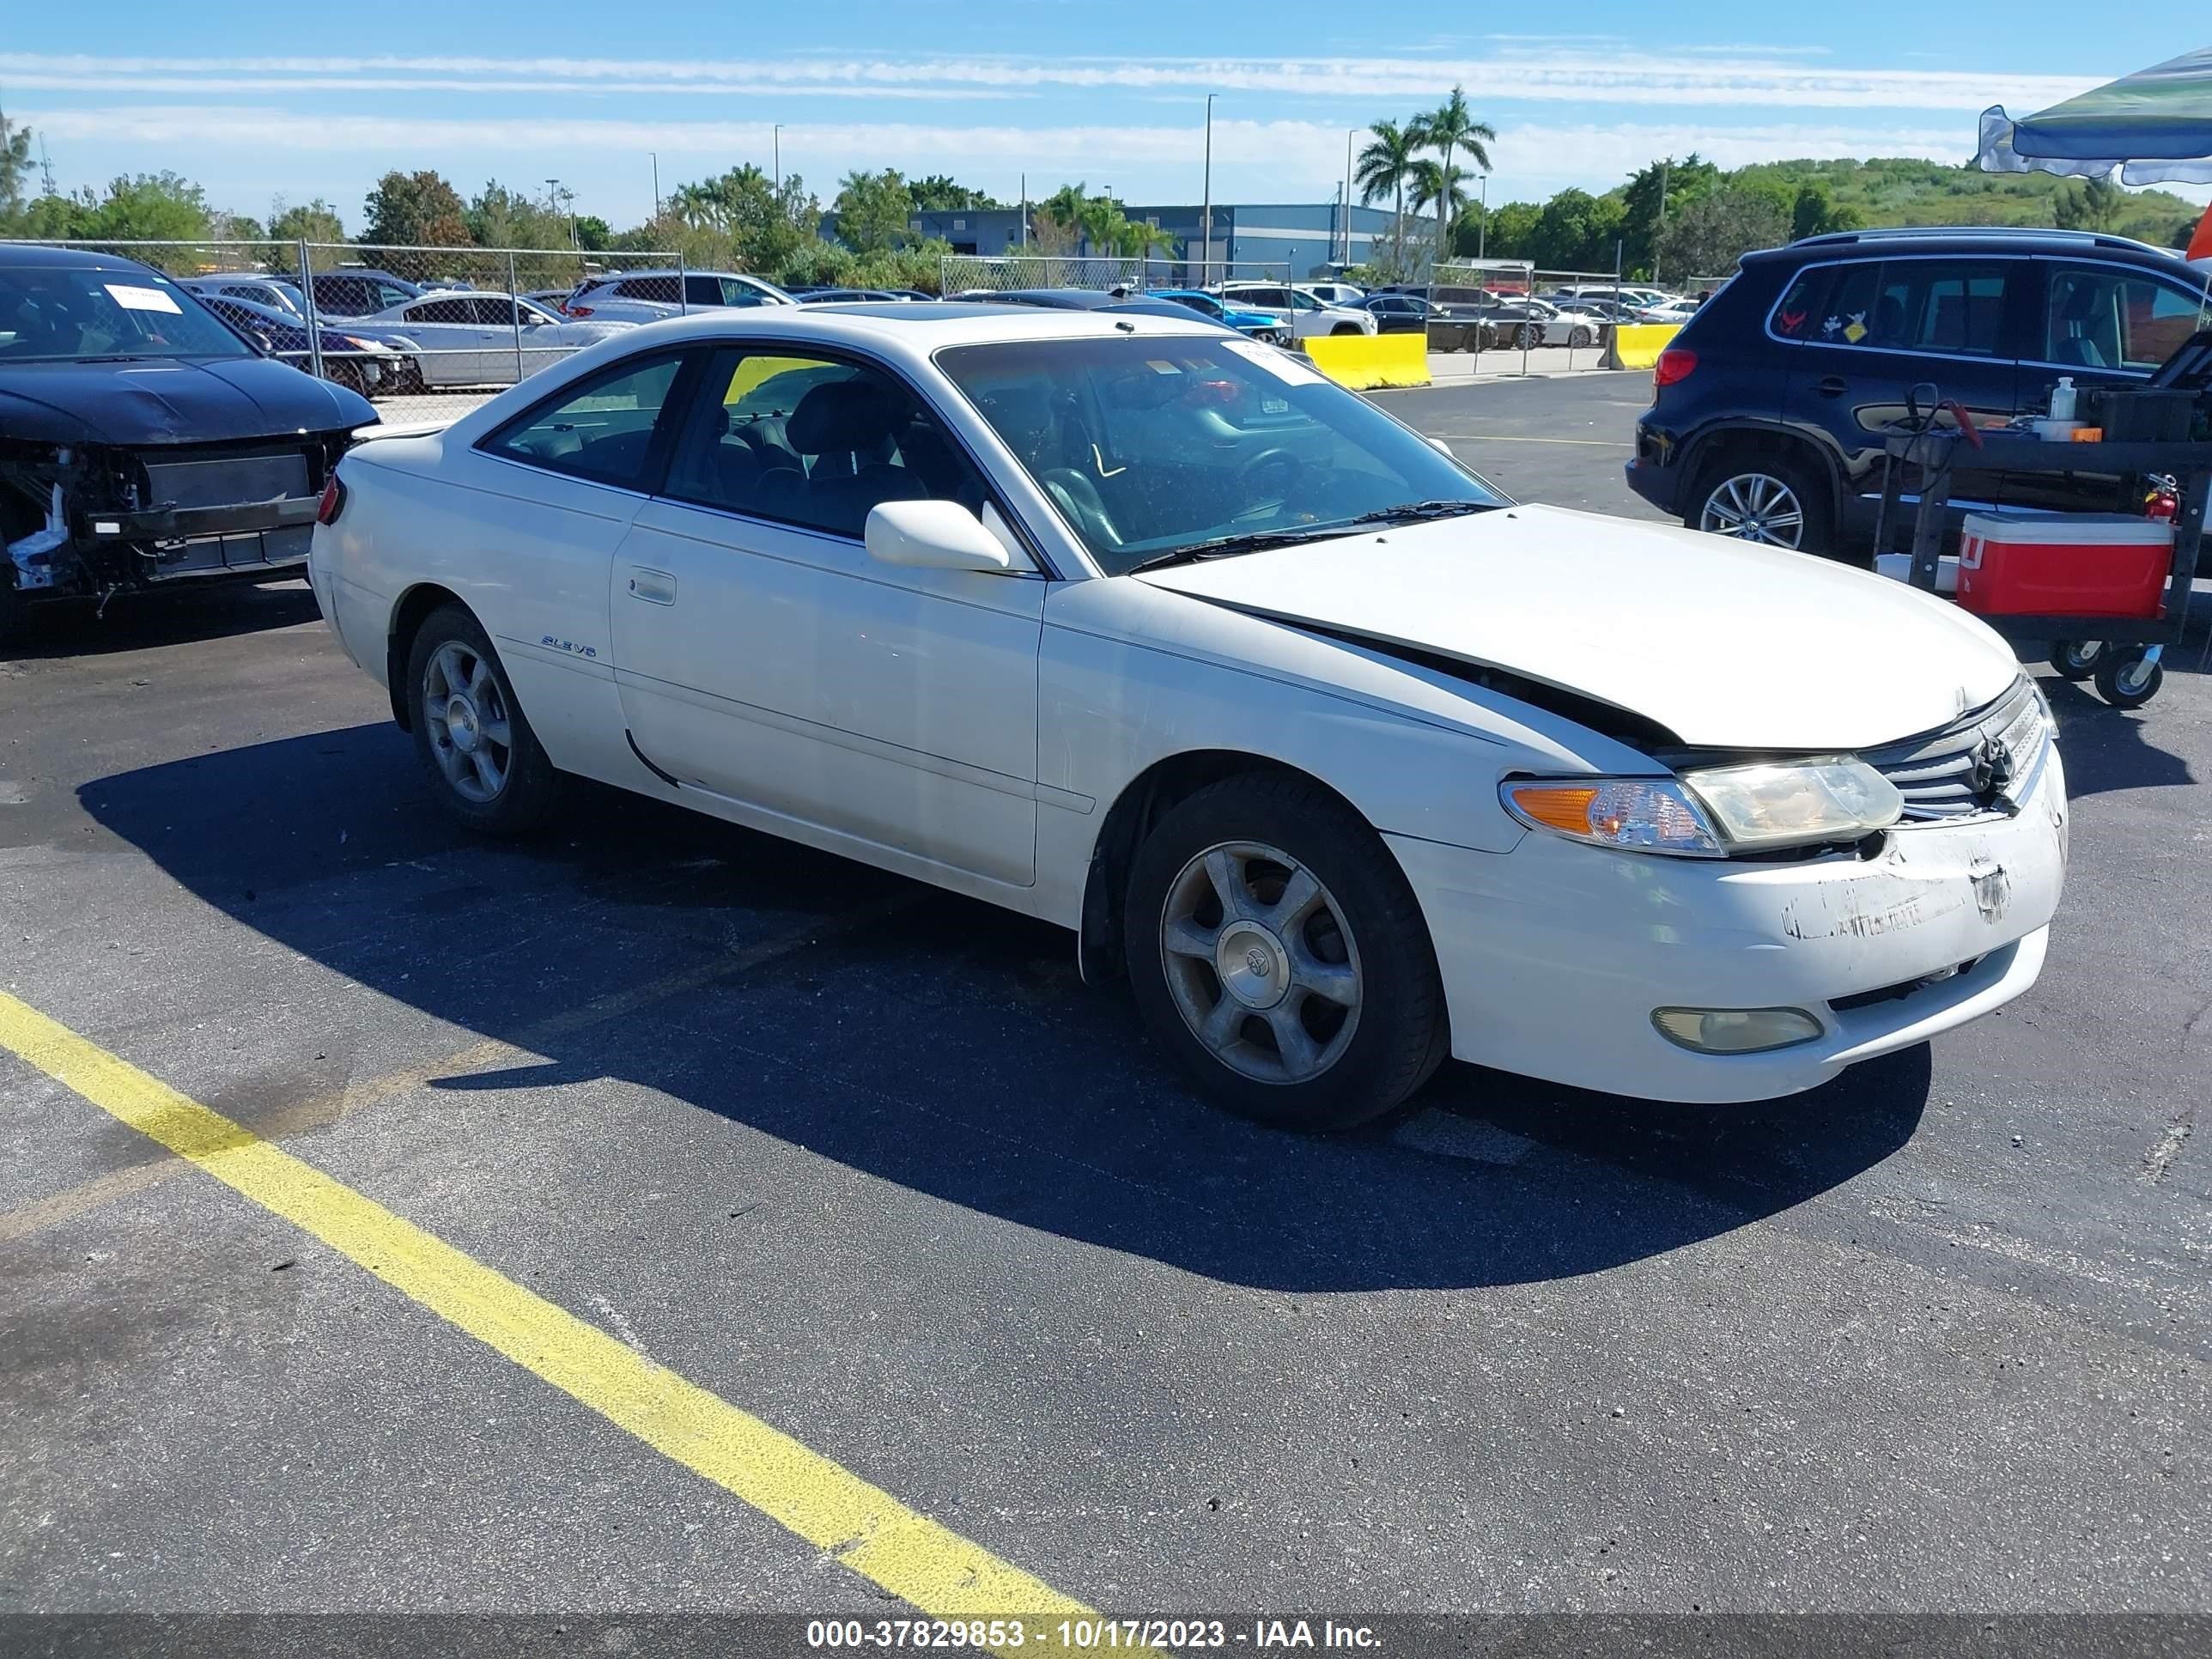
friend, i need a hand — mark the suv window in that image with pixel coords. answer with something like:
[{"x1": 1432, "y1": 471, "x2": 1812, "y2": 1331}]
[
  {"x1": 615, "y1": 276, "x2": 682, "y2": 305},
  {"x1": 408, "y1": 298, "x2": 477, "y2": 325},
  {"x1": 483, "y1": 352, "x2": 690, "y2": 489},
  {"x1": 1808, "y1": 259, "x2": 2011, "y2": 356},
  {"x1": 714, "y1": 277, "x2": 770, "y2": 307},
  {"x1": 2045, "y1": 264, "x2": 2207, "y2": 372},
  {"x1": 661, "y1": 348, "x2": 990, "y2": 540}
]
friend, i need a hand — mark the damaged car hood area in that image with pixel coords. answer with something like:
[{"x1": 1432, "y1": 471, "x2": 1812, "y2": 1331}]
[
  {"x1": 1132, "y1": 503, "x2": 2023, "y2": 751},
  {"x1": 0, "y1": 356, "x2": 370, "y2": 447}
]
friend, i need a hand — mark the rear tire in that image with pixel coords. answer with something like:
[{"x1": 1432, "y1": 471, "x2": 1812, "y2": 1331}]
[
  {"x1": 1688, "y1": 450, "x2": 1836, "y2": 558},
  {"x1": 403, "y1": 603, "x2": 562, "y2": 835},
  {"x1": 1569, "y1": 325, "x2": 1595, "y2": 349},
  {"x1": 1122, "y1": 772, "x2": 1449, "y2": 1132}
]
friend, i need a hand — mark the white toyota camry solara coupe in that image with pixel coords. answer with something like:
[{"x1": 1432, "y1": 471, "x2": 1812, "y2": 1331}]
[{"x1": 310, "y1": 303, "x2": 2067, "y2": 1130}]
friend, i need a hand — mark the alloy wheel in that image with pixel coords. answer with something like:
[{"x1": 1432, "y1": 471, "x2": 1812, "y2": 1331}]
[
  {"x1": 422, "y1": 639, "x2": 514, "y2": 803},
  {"x1": 1699, "y1": 472, "x2": 1807, "y2": 548},
  {"x1": 1158, "y1": 841, "x2": 1363, "y2": 1085}
]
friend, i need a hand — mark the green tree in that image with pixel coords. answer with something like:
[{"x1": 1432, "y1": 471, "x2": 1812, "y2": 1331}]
[
  {"x1": 1355, "y1": 118, "x2": 1422, "y2": 276},
  {"x1": 1407, "y1": 159, "x2": 1470, "y2": 264},
  {"x1": 1528, "y1": 187, "x2": 1625, "y2": 272},
  {"x1": 1620, "y1": 155, "x2": 1719, "y2": 276},
  {"x1": 466, "y1": 179, "x2": 570, "y2": 249},
  {"x1": 573, "y1": 215, "x2": 611, "y2": 252},
  {"x1": 908, "y1": 174, "x2": 1000, "y2": 212},
  {"x1": 1654, "y1": 185, "x2": 1791, "y2": 282},
  {"x1": 362, "y1": 169, "x2": 470, "y2": 247},
  {"x1": 76, "y1": 173, "x2": 212, "y2": 244},
  {"x1": 268, "y1": 196, "x2": 347, "y2": 244},
  {"x1": 834, "y1": 168, "x2": 915, "y2": 254},
  {"x1": 0, "y1": 109, "x2": 39, "y2": 227},
  {"x1": 1482, "y1": 200, "x2": 1544, "y2": 261},
  {"x1": 2053, "y1": 175, "x2": 2124, "y2": 232},
  {"x1": 1407, "y1": 87, "x2": 1494, "y2": 263}
]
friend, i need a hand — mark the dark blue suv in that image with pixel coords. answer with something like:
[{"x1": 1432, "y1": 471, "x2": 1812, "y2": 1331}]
[{"x1": 1626, "y1": 228, "x2": 2209, "y2": 559}]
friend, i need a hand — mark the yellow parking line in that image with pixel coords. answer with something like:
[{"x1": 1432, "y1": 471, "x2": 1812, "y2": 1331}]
[{"x1": 0, "y1": 988, "x2": 1108, "y2": 1641}]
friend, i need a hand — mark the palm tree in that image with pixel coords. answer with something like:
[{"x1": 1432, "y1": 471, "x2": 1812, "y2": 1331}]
[
  {"x1": 1407, "y1": 159, "x2": 1470, "y2": 265},
  {"x1": 1408, "y1": 87, "x2": 1495, "y2": 264},
  {"x1": 1355, "y1": 120, "x2": 1420, "y2": 276}
]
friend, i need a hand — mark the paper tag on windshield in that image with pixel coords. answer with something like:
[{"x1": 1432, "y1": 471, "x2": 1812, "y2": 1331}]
[
  {"x1": 106, "y1": 283, "x2": 182, "y2": 314},
  {"x1": 1223, "y1": 339, "x2": 1327, "y2": 386}
]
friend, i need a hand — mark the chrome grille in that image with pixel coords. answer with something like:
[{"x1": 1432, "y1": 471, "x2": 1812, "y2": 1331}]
[{"x1": 1861, "y1": 678, "x2": 2051, "y2": 822}]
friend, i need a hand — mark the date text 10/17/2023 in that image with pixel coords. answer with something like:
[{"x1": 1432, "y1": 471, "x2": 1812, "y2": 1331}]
[{"x1": 805, "y1": 1619, "x2": 1383, "y2": 1650}]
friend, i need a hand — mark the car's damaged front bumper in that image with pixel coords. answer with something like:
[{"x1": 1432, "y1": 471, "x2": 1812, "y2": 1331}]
[
  {"x1": 1390, "y1": 742, "x2": 2069, "y2": 1103},
  {"x1": 3, "y1": 436, "x2": 345, "y2": 605}
]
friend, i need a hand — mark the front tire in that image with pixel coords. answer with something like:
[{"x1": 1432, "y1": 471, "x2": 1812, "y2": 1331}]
[
  {"x1": 1690, "y1": 452, "x2": 1835, "y2": 557},
  {"x1": 404, "y1": 604, "x2": 561, "y2": 835},
  {"x1": 1569, "y1": 325, "x2": 1595, "y2": 349},
  {"x1": 1122, "y1": 773, "x2": 1449, "y2": 1131}
]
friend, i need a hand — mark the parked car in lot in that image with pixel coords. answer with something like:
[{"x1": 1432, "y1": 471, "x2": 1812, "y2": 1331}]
[
  {"x1": 1301, "y1": 280, "x2": 1367, "y2": 308},
  {"x1": 794, "y1": 288, "x2": 916, "y2": 304},
  {"x1": 1547, "y1": 295, "x2": 1643, "y2": 327},
  {"x1": 1626, "y1": 227, "x2": 2211, "y2": 559},
  {"x1": 1147, "y1": 289, "x2": 1292, "y2": 345},
  {"x1": 1354, "y1": 292, "x2": 1480, "y2": 352},
  {"x1": 558, "y1": 270, "x2": 793, "y2": 323},
  {"x1": 955, "y1": 288, "x2": 1237, "y2": 327},
  {"x1": 337, "y1": 293, "x2": 631, "y2": 388},
  {"x1": 1638, "y1": 299, "x2": 1703, "y2": 325},
  {"x1": 309, "y1": 268, "x2": 431, "y2": 318},
  {"x1": 1555, "y1": 283, "x2": 1676, "y2": 310},
  {"x1": 189, "y1": 289, "x2": 414, "y2": 398},
  {"x1": 0, "y1": 245, "x2": 370, "y2": 639},
  {"x1": 312, "y1": 302, "x2": 2066, "y2": 1127},
  {"x1": 181, "y1": 272, "x2": 309, "y2": 319},
  {"x1": 1215, "y1": 281, "x2": 1378, "y2": 341}
]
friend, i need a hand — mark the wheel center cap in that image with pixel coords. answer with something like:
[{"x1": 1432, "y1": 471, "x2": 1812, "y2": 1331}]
[
  {"x1": 1216, "y1": 921, "x2": 1290, "y2": 1010},
  {"x1": 446, "y1": 695, "x2": 480, "y2": 752}
]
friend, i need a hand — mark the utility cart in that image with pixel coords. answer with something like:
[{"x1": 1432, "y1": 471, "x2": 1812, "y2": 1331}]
[{"x1": 1876, "y1": 424, "x2": 2210, "y2": 709}]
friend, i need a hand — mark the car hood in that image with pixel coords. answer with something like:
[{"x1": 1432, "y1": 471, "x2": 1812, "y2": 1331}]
[
  {"x1": 0, "y1": 356, "x2": 373, "y2": 444},
  {"x1": 1131, "y1": 504, "x2": 2021, "y2": 751}
]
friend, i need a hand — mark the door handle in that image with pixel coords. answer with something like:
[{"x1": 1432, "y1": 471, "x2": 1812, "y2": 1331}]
[
  {"x1": 626, "y1": 567, "x2": 676, "y2": 605},
  {"x1": 1814, "y1": 376, "x2": 1849, "y2": 397}
]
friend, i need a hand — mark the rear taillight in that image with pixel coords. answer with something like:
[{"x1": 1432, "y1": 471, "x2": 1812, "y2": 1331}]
[
  {"x1": 316, "y1": 473, "x2": 347, "y2": 526},
  {"x1": 1653, "y1": 348, "x2": 1698, "y2": 388},
  {"x1": 565, "y1": 304, "x2": 592, "y2": 318}
]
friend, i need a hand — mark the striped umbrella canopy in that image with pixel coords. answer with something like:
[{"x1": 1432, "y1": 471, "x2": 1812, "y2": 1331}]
[{"x1": 1977, "y1": 46, "x2": 2212, "y2": 185}]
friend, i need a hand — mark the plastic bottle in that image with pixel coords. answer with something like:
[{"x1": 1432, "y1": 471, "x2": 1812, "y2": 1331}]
[{"x1": 2049, "y1": 376, "x2": 2077, "y2": 422}]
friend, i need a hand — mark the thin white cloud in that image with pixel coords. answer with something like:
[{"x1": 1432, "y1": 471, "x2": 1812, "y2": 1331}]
[
  {"x1": 0, "y1": 73, "x2": 1012, "y2": 100},
  {"x1": 18, "y1": 105, "x2": 1986, "y2": 188},
  {"x1": 0, "y1": 50, "x2": 2098, "y2": 112}
]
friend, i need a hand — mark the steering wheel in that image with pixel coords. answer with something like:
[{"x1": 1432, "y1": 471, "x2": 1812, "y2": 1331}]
[{"x1": 1237, "y1": 446, "x2": 1304, "y2": 515}]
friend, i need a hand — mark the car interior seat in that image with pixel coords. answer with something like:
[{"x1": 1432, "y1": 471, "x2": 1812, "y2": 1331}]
[{"x1": 779, "y1": 378, "x2": 927, "y2": 538}]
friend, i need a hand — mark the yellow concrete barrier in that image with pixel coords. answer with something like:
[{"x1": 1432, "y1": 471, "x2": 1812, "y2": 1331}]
[
  {"x1": 1601, "y1": 323, "x2": 1681, "y2": 371},
  {"x1": 1304, "y1": 331, "x2": 1431, "y2": 390}
]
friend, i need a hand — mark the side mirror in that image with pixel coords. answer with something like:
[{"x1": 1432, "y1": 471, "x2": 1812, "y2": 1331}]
[
  {"x1": 248, "y1": 331, "x2": 275, "y2": 354},
  {"x1": 865, "y1": 499, "x2": 1027, "y2": 574},
  {"x1": 1427, "y1": 436, "x2": 1456, "y2": 459}
]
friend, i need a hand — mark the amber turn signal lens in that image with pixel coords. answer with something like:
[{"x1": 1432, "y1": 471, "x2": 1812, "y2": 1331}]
[{"x1": 1508, "y1": 786, "x2": 1601, "y2": 834}]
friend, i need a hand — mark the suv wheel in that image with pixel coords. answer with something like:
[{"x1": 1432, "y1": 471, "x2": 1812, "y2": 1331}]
[{"x1": 1691, "y1": 453, "x2": 1833, "y2": 556}]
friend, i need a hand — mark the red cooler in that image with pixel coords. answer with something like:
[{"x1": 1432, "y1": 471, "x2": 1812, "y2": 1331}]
[{"x1": 1957, "y1": 512, "x2": 2174, "y2": 618}]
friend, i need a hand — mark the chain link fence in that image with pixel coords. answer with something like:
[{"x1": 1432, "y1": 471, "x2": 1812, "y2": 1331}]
[
  {"x1": 1, "y1": 238, "x2": 685, "y2": 430},
  {"x1": 1423, "y1": 259, "x2": 1641, "y2": 377}
]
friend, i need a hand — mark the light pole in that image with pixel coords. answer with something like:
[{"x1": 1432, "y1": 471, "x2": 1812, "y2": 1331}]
[
  {"x1": 1653, "y1": 158, "x2": 1669, "y2": 282},
  {"x1": 1200, "y1": 94, "x2": 1215, "y2": 288},
  {"x1": 650, "y1": 151, "x2": 659, "y2": 222},
  {"x1": 1478, "y1": 173, "x2": 1488, "y2": 262},
  {"x1": 773, "y1": 125, "x2": 784, "y2": 192},
  {"x1": 1343, "y1": 128, "x2": 1357, "y2": 266}
]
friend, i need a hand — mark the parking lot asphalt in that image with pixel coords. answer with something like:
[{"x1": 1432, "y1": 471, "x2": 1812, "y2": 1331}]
[{"x1": 2, "y1": 372, "x2": 2207, "y2": 1626}]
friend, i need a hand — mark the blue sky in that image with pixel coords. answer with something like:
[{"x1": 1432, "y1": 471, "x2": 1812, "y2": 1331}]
[{"x1": 4, "y1": 6, "x2": 2203, "y2": 232}]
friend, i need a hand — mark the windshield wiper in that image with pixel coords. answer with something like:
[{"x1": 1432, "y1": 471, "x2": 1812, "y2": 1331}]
[
  {"x1": 1122, "y1": 523, "x2": 1361, "y2": 574},
  {"x1": 1344, "y1": 498, "x2": 1497, "y2": 527}
]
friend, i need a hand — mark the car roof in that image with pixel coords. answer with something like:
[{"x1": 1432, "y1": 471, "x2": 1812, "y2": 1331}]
[
  {"x1": 1748, "y1": 227, "x2": 2191, "y2": 272},
  {"x1": 597, "y1": 303, "x2": 1225, "y2": 350},
  {"x1": 0, "y1": 243, "x2": 160, "y2": 271}
]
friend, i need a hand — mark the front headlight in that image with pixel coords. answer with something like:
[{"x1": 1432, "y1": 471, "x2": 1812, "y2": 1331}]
[
  {"x1": 1502, "y1": 777, "x2": 1724, "y2": 857},
  {"x1": 1682, "y1": 758, "x2": 1901, "y2": 850},
  {"x1": 1503, "y1": 757, "x2": 1901, "y2": 858}
]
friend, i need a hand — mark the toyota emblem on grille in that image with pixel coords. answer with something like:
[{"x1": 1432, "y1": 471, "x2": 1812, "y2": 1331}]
[{"x1": 1969, "y1": 734, "x2": 2016, "y2": 804}]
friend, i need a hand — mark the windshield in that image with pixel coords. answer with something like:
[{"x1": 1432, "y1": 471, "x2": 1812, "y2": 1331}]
[
  {"x1": 937, "y1": 334, "x2": 1506, "y2": 575},
  {"x1": 0, "y1": 265, "x2": 253, "y2": 362}
]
